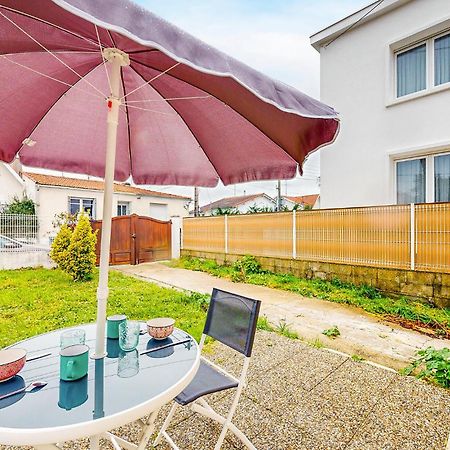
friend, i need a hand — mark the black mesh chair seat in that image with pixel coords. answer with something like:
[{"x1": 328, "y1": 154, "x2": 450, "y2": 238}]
[{"x1": 175, "y1": 360, "x2": 239, "y2": 406}]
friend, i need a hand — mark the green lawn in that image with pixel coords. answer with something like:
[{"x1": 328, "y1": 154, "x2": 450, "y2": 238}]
[{"x1": 0, "y1": 268, "x2": 209, "y2": 348}]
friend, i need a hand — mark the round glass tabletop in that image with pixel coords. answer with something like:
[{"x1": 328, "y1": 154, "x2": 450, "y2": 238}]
[{"x1": 0, "y1": 323, "x2": 199, "y2": 445}]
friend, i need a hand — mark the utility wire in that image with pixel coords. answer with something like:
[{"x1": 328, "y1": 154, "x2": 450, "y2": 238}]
[{"x1": 324, "y1": 0, "x2": 385, "y2": 48}]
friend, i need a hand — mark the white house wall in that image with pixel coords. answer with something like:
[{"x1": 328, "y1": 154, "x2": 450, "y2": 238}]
[
  {"x1": 0, "y1": 164, "x2": 24, "y2": 206},
  {"x1": 35, "y1": 186, "x2": 188, "y2": 244},
  {"x1": 236, "y1": 197, "x2": 276, "y2": 213},
  {"x1": 319, "y1": 0, "x2": 450, "y2": 208}
]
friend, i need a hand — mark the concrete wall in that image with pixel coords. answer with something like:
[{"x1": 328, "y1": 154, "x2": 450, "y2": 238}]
[
  {"x1": 181, "y1": 249, "x2": 450, "y2": 308},
  {"x1": 317, "y1": 0, "x2": 450, "y2": 208},
  {"x1": 0, "y1": 251, "x2": 53, "y2": 270},
  {"x1": 34, "y1": 186, "x2": 189, "y2": 244}
]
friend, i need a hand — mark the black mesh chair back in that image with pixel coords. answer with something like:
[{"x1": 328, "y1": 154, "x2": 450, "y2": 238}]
[{"x1": 203, "y1": 288, "x2": 261, "y2": 357}]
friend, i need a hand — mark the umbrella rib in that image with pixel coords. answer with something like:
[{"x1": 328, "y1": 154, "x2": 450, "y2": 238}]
[
  {"x1": 94, "y1": 23, "x2": 112, "y2": 95},
  {"x1": 124, "y1": 95, "x2": 212, "y2": 104},
  {"x1": 119, "y1": 62, "x2": 180, "y2": 101},
  {"x1": 0, "y1": 9, "x2": 106, "y2": 98},
  {"x1": 120, "y1": 103, "x2": 176, "y2": 116},
  {"x1": 0, "y1": 5, "x2": 100, "y2": 49},
  {"x1": 0, "y1": 54, "x2": 104, "y2": 100}
]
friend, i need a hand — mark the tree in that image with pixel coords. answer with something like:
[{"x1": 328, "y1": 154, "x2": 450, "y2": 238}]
[
  {"x1": 65, "y1": 212, "x2": 98, "y2": 281},
  {"x1": 49, "y1": 223, "x2": 73, "y2": 271}
]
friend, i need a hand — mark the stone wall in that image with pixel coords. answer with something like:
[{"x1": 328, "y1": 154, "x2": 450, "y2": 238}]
[{"x1": 181, "y1": 250, "x2": 450, "y2": 308}]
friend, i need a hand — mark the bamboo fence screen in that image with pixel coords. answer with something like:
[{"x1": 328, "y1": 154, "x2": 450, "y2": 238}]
[{"x1": 182, "y1": 203, "x2": 450, "y2": 273}]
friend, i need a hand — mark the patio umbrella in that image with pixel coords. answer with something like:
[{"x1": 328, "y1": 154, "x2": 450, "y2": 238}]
[{"x1": 0, "y1": 0, "x2": 339, "y2": 358}]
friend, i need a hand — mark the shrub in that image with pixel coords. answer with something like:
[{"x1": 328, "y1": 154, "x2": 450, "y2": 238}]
[
  {"x1": 232, "y1": 255, "x2": 262, "y2": 278},
  {"x1": 66, "y1": 213, "x2": 97, "y2": 281},
  {"x1": 50, "y1": 223, "x2": 73, "y2": 271},
  {"x1": 2, "y1": 195, "x2": 36, "y2": 215}
]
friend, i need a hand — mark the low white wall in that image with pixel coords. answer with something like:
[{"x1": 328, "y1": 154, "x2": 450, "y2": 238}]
[{"x1": 0, "y1": 251, "x2": 54, "y2": 270}]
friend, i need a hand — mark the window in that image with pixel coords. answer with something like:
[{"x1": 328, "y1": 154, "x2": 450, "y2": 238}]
[
  {"x1": 396, "y1": 153, "x2": 450, "y2": 204},
  {"x1": 395, "y1": 32, "x2": 450, "y2": 98},
  {"x1": 435, "y1": 34, "x2": 450, "y2": 86},
  {"x1": 117, "y1": 201, "x2": 130, "y2": 216},
  {"x1": 396, "y1": 158, "x2": 425, "y2": 204},
  {"x1": 435, "y1": 154, "x2": 450, "y2": 202},
  {"x1": 397, "y1": 44, "x2": 426, "y2": 97},
  {"x1": 69, "y1": 197, "x2": 95, "y2": 218}
]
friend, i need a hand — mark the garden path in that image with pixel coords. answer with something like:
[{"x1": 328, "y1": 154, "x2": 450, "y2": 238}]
[{"x1": 115, "y1": 262, "x2": 450, "y2": 370}]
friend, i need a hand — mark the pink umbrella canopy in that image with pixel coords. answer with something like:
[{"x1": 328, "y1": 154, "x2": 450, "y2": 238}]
[{"x1": 0, "y1": 0, "x2": 339, "y2": 187}]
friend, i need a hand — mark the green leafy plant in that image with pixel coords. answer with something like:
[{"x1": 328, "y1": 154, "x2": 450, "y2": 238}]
[
  {"x1": 322, "y1": 325, "x2": 340, "y2": 339},
  {"x1": 309, "y1": 337, "x2": 324, "y2": 349},
  {"x1": 257, "y1": 315, "x2": 275, "y2": 332},
  {"x1": 275, "y1": 319, "x2": 298, "y2": 339},
  {"x1": 66, "y1": 212, "x2": 98, "y2": 281},
  {"x1": 232, "y1": 255, "x2": 262, "y2": 278},
  {"x1": 50, "y1": 223, "x2": 73, "y2": 271},
  {"x1": 2, "y1": 195, "x2": 36, "y2": 215},
  {"x1": 351, "y1": 354, "x2": 365, "y2": 362},
  {"x1": 403, "y1": 347, "x2": 450, "y2": 388}
]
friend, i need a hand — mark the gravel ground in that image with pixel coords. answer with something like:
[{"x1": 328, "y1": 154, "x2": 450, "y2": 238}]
[{"x1": 2, "y1": 331, "x2": 450, "y2": 450}]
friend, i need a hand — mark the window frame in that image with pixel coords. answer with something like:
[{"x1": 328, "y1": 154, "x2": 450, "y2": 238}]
[
  {"x1": 68, "y1": 196, "x2": 96, "y2": 219},
  {"x1": 394, "y1": 151, "x2": 450, "y2": 204},
  {"x1": 117, "y1": 201, "x2": 131, "y2": 216},
  {"x1": 393, "y1": 30, "x2": 450, "y2": 100}
]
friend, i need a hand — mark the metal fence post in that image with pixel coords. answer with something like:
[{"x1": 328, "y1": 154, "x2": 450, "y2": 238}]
[
  {"x1": 224, "y1": 214, "x2": 228, "y2": 254},
  {"x1": 292, "y1": 210, "x2": 297, "y2": 259},
  {"x1": 410, "y1": 203, "x2": 415, "y2": 271}
]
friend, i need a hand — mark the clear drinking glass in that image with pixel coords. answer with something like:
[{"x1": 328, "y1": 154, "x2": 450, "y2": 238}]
[
  {"x1": 60, "y1": 329, "x2": 86, "y2": 349},
  {"x1": 119, "y1": 320, "x2": 140, "y2": 352},
  {"x1": 117, "y1": 349, "x2": 140, "y2": 378}
]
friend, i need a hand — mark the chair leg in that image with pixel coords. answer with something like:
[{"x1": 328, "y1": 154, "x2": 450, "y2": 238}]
[
  {"x1": 191, "y1": 402, "x2": 256, "y2": 450},
  {"x1": 153, "y1": 402, "x2": 179, "y2": 447}
]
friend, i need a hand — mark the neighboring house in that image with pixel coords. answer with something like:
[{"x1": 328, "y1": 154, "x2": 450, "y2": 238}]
[
  {"x1": 311, "y1": 0, "x2": 450, "y2": 208},
  {"x1": 200, "y1": 193, "x2": 276, "y2": 215},
  {"x1": 20, "y1": 172, "x2": 190, "y2": 244},
  {"x1": 0, "y1": 163, "x2": 25, "y2": 208},
  {"x1": 282, "y1": 194, "x2": 320, "y2": 210}
]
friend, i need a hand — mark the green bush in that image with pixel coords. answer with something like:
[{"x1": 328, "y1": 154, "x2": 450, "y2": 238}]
[
  {"x1": 49, "y1": 223, "x2": 73, "y2": 271},
  {"x1": 232, "y1": 255, "x2": 262, "y2": 277},
  {"x1": 66, "y1": 213, "x2": 98, "y2": 281}
]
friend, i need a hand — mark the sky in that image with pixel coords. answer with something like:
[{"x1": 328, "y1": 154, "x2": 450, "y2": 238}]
[{"x1": 131, "y1": 0, "x2": 370, "y2": 206}]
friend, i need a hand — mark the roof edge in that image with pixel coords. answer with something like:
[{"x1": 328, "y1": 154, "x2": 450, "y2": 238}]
[{"x1": 310, "y1": 0, "x2": 412, "y2": 51}]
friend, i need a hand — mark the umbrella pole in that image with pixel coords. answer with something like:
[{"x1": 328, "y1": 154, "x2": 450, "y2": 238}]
[{"x1": 94, "y1": 48, "x2": 130, "y2": 359}]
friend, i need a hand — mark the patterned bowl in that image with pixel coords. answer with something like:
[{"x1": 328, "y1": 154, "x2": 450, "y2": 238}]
[
  {"x1": 147, "y1": 318, "x2": 175, "y2": 340},
  {"x1": 0, "y1": 348, "x2": 27, "y2": 382}
]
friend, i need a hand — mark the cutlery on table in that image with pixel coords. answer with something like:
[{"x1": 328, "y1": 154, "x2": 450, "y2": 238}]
[
  {"x1": 0, "y1": 381, "x2": 47, "y2": 401},
  {"x1": 140, "y1": 338, "x2": 192, "y2": 356},
  {"x1": 26, "y1": 352, "x2": 52, "y2": 362}
]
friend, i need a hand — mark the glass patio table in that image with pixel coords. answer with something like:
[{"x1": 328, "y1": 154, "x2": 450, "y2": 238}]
[{"x1": 0, "y1": 323, "x2": 200, "y2": 449}]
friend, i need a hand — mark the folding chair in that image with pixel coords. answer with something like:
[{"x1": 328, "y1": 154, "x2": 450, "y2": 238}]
[{"x1": 154, "y1": 288, "x2": 261, "y2": 450}]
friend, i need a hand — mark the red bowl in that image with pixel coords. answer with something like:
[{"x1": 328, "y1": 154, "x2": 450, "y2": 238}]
[{"x1": 0, "y1": 349, "x2": 27, "y2": 382}]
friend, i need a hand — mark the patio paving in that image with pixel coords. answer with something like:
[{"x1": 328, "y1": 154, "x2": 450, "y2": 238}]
[
  {"x1": 2, "y1": 331, "x2": 448, "y2": 450},
  {"x1": 114, "y1": 262, "x2": 450, "y2": 371}
]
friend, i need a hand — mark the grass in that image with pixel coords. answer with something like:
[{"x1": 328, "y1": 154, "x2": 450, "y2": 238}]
[
  {"x1": 172, "y1": 256, "x2": 450, "y2": 335},
  {"x1": 0, "y1": 267, "x2": 209, "y2": 348}
]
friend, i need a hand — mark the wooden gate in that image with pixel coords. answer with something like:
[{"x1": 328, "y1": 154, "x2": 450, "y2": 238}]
[{"x1": 91, "y1": 214, "x2": 171, "y2": 265}]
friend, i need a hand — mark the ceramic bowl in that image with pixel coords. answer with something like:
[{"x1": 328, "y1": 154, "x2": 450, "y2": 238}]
[
  {"x1": 0, "y1": 348, "x2": 27, "y2": 382},
  {"x1": 147, "y1": 317, "x2": 175, "y2": 340}
]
